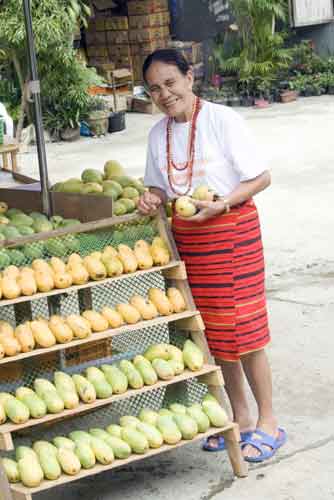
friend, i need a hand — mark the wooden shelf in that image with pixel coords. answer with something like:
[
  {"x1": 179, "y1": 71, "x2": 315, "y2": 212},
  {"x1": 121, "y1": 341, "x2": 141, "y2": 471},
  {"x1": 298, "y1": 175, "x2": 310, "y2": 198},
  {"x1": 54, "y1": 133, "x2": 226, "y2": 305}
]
[
  {"x1": 0, "y1": 310, "x2": 202, "y2": 366},
  {"x1": 10, "y1": 423, "x2": 236, "y2": 496},
  {"x1": 0, "y1": 365, "x2": 220, "y2": 451},
  {"x1": 0, "y1": 261, "x2": 183, "y2": 308}
]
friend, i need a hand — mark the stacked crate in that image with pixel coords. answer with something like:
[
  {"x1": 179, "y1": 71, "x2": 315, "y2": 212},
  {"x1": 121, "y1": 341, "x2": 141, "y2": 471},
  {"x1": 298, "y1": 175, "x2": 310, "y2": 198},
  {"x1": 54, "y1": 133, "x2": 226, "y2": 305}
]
[
  {"x1": 85, "y1": 16, "x2": 131, "y2": 73},
  {"x1": 128, "y1": 0, "x2": 171, "y2": 83}
]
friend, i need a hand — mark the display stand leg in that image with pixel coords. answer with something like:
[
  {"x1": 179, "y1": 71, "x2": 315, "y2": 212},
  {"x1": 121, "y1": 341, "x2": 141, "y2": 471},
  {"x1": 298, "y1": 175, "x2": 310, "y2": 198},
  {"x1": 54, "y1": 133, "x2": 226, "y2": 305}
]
[
  {"x1": 0, "y1": 461, "x2": 13, "y2": 500},
  {"x1": 223, "y1": 425, "x2": 249, "y2": 478},
  {"x1": 11, "y1": 491, "x2": 32, "y2": 500}
]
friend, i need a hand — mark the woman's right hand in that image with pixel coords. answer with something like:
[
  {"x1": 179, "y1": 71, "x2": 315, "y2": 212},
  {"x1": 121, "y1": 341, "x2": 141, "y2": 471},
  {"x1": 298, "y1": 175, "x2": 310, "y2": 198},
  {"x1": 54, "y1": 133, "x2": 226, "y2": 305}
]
[{"x1": 138, "y1": 191, "x2": 162, "y2": 215}]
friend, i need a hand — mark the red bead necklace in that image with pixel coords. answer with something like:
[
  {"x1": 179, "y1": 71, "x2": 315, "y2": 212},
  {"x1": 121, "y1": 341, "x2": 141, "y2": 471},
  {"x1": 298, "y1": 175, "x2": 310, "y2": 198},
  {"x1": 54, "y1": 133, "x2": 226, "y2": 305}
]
[{"x1": 166, "y1": 96, "x2": 202, "y2": 196}]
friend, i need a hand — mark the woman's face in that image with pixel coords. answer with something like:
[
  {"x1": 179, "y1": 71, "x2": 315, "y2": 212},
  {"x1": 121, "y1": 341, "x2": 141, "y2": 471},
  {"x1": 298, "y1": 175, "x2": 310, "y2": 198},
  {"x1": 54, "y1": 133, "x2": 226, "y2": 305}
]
[{"x1": 145, "y1": 61, "x2": 194, "y2": 120}]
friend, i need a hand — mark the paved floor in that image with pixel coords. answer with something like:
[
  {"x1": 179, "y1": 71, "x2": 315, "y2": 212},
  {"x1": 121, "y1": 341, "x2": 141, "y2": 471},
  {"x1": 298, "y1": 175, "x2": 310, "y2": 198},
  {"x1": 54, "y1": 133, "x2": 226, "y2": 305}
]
[{"x1": 10, "y1": 96, "x2": 334, "y2": 500}]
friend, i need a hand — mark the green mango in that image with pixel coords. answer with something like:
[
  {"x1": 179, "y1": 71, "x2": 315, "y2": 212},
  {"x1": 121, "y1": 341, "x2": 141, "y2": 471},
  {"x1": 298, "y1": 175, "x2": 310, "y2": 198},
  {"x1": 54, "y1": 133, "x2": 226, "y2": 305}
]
[
  {"x1": 120, "y1": 198, "x2": 136, "y2": 213},
  {"x1": 1, "y1": 458, "x2": 20, "y2": 483},
  {"x1": 85, "y1": 367, "x2": 113, "y2": 399},
  {"x1": 72, "y1": 374, "x2": 96, "y2": 403},
  {"x1": 35, "y1": 448, "x2": 61, "y2": 480},
  {"x1": 81, "y1": 168, "x2": 104, "y2": 184},
  {"x1": 33, "y1": 440, "x2": 58, "y2": 456},
  {"x1": 100, "y1": 435, "x2": 131, "y2": 459},
  {"x1": 81, "y1": 182, "x2": 103, "y2": 194},
  {"x1": 113, "y1": 200, "x2": 127, "y2": 216},
  {"x1": 0, "y1": 249, "x2": 11, "y2": 269},
  {"x1": 186, "y1": 405, "x2": 210, "y2": 433},
  {"x1": 100, "y1": 364, "x2": 128, "y2": 394},
  {"x1": 106, "y1": 424, "x2": 122, "y2": 438},
  {"x1": 156, "y1": 415, "x2": 182, "y2": 444},
  {"x1": 6, "y1": 208, "x2": 23, "y2": 218},
  {"x1": 62, "y1": 234, "x2": 80, "y2": 252},
  {"x1": 56, "y1": 448, "x2": 81, "y2": 475},
  {"x1": 2, "y1": 225, "x2": 21, "y2": 240},
  {"x1": 133, "y1": 355, "x2": 158, "y2": 386},
  {"x1": 136, "y1": 422, "x2": 163, "y2": 449},
  {"x1": 121, "y1": 187, "x2": 139, "y2": 199},
  {"x1": 74, "y1": 441, "x2": 96, "y2": 469},
  {"x1": 15, "y1": 446, "x2": 38, "y2": 462},
  {"x1": 102, "y1": 180, "x2": 122, "y2": 197},
  {"x1": 169, "y1": 403, "x2": 187, "y2": 415},
  {"x1": 103, "y1": 160, "x2": 125, "y2": 179},
  {"x1": 18, "y1": 226, "x2": 35, "y2": 236},
  {"x1": 119, "y1": 416, "x2": 140, "y2": 428},
  {"x1": 182, "y1": 340, "x2": 204, "y2": 371},
  {"x1": 33, "y1": 219, "x2": 53, "y2": 233},
  {"x1": 152, "y1": 359, "x2": 175, "y2": 380},
  {"x1": 69, "y1": 430, "x2": 92, "y2": 445},
  {"x1": 23, "y1": 242, "x2": 44, "y2": 260},
  {"x1": 50, "y1": 215, "x2": 63, "y2": 229},
  {"x1": 173, "y1": 414, "x2": 198, "y2": 440},
  {"x1": 17, "y1": 456, "x2": 44, "y2": 487},
  {"x1": 15, "y1": 387, "x2": 47, "y2": 419},
  {"x1": 8, "y1": 249, "x2": 26, "y2": 266},
  {"x1": 121, "y1": 427, "x2": 149, "y2": 454},
  {"x1": 90, "y1": 436, "x2": 114, "y2": 464},
  {"x1": 10, "y1": 214, "x2": 34, "y2": 227},
  {"x1": 202, "y1": 401, "x2": 229, "y2": 427},
  {"x1": 4, "y1": 398, "x2": 30, "y2": 424},
  {"x1": 144, "y1": 343, "x2": 170, "y2": 361},
  {"x1": 119, "y1": 360, "x2": 144, "y2": 389},
  {"x1": 29, "y1": 212, "x2": 48, "y2": 221},
  {"x1": 138, "y1": 408, "x2": 159, "y2": 426},
  {"x1": 60, "y1": 219, "x2": 81, "y2": 228},
  {"x1": 44, "y1": 237, "x2": 67, "y2": 257},
  {"x1": 103, "y1": 187, "x2": 120, "y2": 201},
  {"x1": 53, "y1": 436, "x2": 76, "y2": 450}
]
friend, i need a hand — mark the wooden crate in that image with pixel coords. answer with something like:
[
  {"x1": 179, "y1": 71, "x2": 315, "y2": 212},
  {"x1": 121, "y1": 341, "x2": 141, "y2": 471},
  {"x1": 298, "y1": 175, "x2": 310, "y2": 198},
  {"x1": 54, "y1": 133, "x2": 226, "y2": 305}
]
[
  {"x1": 128, "y1": 11, "x2": 170, "y2": 29},
  {"x1": 127, "y1": 0, "x2": 169, "y2": 15},
  {"x1": 65, "y1": 338, "x2": 112, "y2": 366}
]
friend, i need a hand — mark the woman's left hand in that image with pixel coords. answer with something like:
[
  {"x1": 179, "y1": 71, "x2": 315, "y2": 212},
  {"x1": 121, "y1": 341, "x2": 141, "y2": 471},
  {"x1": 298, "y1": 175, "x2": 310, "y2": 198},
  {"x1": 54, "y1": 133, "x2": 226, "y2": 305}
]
[{"x1": 181, "y1": 199, "x2": 226, "y2": 223}]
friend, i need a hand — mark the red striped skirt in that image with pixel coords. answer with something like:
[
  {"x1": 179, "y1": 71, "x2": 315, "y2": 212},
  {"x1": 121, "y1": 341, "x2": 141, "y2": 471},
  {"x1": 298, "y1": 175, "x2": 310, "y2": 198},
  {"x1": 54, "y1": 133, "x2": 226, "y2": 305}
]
[{"x1": 172, "y1": 199, "x2": 270, "y2": 362}]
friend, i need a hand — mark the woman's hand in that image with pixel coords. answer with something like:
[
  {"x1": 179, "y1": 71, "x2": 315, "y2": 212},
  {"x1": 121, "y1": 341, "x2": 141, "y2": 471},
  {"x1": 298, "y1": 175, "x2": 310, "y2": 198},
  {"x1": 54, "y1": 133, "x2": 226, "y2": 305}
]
[
  {"x1": 138, "y1": 191, "x2": 163, "y2": 215},
  {"x1": 182, "y1": 199, "x2": 227, "y2": 223}
]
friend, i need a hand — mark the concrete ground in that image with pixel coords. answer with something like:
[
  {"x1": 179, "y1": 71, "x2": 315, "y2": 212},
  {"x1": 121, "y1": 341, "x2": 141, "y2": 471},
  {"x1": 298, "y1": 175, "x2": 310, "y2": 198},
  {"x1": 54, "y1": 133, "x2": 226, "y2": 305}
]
[{"x1": 12, "y1": 96, "x2": 334, "y2": 499}]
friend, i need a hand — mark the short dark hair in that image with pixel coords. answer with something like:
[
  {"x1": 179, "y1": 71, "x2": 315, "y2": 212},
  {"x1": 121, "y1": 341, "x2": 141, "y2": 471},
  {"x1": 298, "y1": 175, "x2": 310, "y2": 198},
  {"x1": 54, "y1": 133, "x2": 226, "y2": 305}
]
[{"x1": 142, "y1": 49, "x2": 191, "y2": 83}]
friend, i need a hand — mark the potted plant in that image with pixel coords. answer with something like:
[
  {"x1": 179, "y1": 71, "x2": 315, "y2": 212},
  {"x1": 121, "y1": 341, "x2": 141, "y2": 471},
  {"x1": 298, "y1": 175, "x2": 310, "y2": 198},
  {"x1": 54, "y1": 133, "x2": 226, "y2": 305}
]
[
  {"x1": 280, "y1": 80, "x2": 299, "y2": 103},
  {"x1": 327, "y1": 73, "x2": 334, "y2": 95},
  {"x1": 85, "y1": 97, "x2": 110, "y2": 137}
]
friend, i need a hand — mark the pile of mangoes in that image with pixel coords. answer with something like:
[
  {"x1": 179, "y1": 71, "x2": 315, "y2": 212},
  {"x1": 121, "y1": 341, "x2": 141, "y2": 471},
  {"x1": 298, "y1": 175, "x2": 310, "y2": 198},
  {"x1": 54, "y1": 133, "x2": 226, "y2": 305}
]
[
  {"x1": 0, "y1": 237, "x2": 171, "y2": 302},
  {"x1": 1, "y1": 394, "x2": 228, "y2": 487},
  {"x1": 52, "y1": 161, "x2": 146, "y2": 216},
  {"x1": 0, "y1": 339, "x2": 203, "y2": 425},
  {"x1": 0, "y1": 285, "x2": 185, "y2": 359}
]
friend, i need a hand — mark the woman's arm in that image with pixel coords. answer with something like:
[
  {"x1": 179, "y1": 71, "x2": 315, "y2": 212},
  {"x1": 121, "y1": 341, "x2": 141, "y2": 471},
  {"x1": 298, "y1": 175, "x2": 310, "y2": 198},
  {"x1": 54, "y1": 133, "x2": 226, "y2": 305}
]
[
  {"x1": 138, "y1": 187, "x2": 168, "y2": 215},
  {"x1": 187, "y1": 170, "x2": 271, "y2": 223}
]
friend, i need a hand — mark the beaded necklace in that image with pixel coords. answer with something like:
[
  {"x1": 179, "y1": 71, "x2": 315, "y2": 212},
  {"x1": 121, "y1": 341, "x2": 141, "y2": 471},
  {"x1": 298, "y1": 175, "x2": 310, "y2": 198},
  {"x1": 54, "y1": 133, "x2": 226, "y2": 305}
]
[{"x1": 166, "y1": 96, "x2": 202, "y2": 196}]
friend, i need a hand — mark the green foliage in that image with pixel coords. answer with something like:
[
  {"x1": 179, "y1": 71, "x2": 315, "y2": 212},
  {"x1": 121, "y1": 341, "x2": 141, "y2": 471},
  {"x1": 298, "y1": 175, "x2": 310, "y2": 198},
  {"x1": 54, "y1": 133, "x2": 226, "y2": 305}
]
[{"x1": 213, "y1": 0, "x2": 291, "y2": 83}]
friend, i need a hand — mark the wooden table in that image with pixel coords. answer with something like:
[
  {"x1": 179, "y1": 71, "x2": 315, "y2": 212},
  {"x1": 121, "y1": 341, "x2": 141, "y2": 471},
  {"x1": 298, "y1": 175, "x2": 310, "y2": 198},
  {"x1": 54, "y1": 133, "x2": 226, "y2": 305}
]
[{"x1": 0, "y1": 143, "x2": 19, "y2": 172}]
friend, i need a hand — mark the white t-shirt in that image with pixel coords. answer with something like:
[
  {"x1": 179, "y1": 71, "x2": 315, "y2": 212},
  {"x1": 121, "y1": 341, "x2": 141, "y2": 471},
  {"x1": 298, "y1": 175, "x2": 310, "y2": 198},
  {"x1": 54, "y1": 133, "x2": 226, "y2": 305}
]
[{"x1": 144, "y1": 100, "x2": 267, "y2": 199}]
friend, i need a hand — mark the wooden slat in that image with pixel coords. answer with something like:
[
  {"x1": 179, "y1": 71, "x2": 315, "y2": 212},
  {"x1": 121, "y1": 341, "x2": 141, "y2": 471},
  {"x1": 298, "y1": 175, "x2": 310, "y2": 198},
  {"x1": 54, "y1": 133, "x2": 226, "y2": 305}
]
[
  {"x1": 0, "y1": 365, "x2": 220, "y2": 447},
  {"x1": 0, "y1": 261, "x2": 181, "y2": 308},
  {"x1": 9, "y1": 423, "x2": 238, "y2": 494},
  {"x1": 0, "y1": 310, "x2": 200, "y2": 366},
  {"x1": 0, "y1": 459, "x2": 14, "y2": 500}
]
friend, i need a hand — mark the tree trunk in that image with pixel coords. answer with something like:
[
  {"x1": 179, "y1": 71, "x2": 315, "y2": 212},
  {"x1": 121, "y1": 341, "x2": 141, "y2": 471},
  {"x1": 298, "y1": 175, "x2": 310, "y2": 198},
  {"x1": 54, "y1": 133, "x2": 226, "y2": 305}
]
[{"x1": 12, "y1": 51, "x2": 29, "y2": 143}]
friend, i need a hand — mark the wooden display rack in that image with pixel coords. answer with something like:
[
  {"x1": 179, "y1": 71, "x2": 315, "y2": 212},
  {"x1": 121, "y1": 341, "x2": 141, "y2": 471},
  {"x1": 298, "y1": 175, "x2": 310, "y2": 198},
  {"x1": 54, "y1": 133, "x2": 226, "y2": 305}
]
[{"x1": 0, "y1": 209, "x2": 247, "y2": 500}]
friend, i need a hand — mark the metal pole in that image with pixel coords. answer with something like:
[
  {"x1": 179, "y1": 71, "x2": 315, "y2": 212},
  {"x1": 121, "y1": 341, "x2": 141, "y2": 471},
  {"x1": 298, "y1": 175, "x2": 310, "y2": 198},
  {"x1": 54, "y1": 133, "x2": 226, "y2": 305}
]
[{"x1": 23, "y1": 0, "x2": 52, "y2": 216}]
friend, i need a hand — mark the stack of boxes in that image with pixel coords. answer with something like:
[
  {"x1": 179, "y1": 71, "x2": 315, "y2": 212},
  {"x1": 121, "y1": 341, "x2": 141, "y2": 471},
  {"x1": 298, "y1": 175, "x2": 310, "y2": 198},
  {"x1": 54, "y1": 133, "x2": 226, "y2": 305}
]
[
  {"x1": 85, "y1": 16, "x2": 130, "y2": 74},
  {"x1": 128, "y1": 0, "x2": 171, "y2": 83}
]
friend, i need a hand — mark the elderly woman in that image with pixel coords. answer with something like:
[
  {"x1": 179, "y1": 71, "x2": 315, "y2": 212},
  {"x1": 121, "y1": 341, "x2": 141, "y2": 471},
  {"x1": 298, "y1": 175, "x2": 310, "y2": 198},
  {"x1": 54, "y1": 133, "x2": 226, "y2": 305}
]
[{"x1": 138, "y1": 49, "x2": 286, "y2": 462}]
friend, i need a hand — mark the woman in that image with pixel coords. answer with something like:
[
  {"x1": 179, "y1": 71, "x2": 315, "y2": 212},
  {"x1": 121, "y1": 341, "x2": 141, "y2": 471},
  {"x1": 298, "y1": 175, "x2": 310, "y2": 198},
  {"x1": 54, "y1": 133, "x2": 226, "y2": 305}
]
[{"x1": 138, "y1": 49, "x2": 286, "y2": 462}]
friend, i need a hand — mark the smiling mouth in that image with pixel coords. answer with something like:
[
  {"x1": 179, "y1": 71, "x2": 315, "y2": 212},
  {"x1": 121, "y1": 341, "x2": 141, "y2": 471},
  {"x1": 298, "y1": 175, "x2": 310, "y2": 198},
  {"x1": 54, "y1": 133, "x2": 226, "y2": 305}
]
[{"x1": 164, "y1": 99, "x2": 178, "y2": 108}]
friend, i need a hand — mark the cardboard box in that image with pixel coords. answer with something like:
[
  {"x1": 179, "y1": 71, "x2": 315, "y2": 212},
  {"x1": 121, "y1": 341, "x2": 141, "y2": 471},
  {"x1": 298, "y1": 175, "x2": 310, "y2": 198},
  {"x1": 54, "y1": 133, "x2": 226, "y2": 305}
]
[
  {"x1": 132, "y1": 54, "x2": 147, "y2": 81},
  {"x1": 168, "y1": 41, "x2": 203, "y2": 64},
  {"x1": 129, "y1": 11, "x2": 170, "y2": 29},
  {"x1": 105, "y1": 16, "x2": 129, "y2": 30},
  {"x1": 129, "y1": 26, "x2": 170, "y2": 43},
  {"x1": 109, "y1": 44, "x2": 131, "y2": 58},
  {"x1": 95, "y1": 18, "x2": 106, "y2": 31},
  {"x1": 127, "y1": 0, "x2": 169, "y2": 15},
  {"x1": 130, "y1": 38, "x2": 169, "y2": 56},
  {"x1": 127, "y1": 96, "x2": 160, "y2": 114},
  {"x1": 106, "y1": 30, "x2": 129, "y2": 44}
]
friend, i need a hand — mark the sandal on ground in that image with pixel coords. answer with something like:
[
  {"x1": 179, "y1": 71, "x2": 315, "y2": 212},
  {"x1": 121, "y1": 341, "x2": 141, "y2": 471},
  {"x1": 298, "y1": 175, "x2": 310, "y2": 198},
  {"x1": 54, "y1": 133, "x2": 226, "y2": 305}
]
[
  {"x1": 241, "y1": 428, "x2": 287, "y2": 463},
  {"x1": 202, "y1": 431, "x2": 254, "y2": 452}
]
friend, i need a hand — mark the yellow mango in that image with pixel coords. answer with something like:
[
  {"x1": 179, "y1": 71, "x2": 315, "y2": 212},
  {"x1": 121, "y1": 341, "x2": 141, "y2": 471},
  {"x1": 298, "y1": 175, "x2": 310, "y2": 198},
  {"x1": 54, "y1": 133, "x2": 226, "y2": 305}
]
[
  {"x1": 67, "y1": 253, "x2": 83, "y2": 267},
  {"x1": 3, "y1": 266, "x2": 20, "y2": 280},
  {"x1": 1, "y1": 336, "x2": 21, "y2": 356},
  {"x1": 116, "y1": 303, "x2": 141, "y2": 324},
  {"x1": 0, "y1": 320, "x2": 14, "y2": 337},
  {"x1": 49, "y1": 316, "x2": 74, "y2": 343},
  {"x1": 17, "y1": 272, "x2": 37, "y2": 296},
  {"x1": 34, "y1": 270, "x2": 54, "y2": 293},
  {"x1": 53, "y1": 272, "x2": 73, "y2": 289},
  {"x1": 30, "y1": 320, "x2": 56, "y2": 348},
  {"x1": 167, "y1": 287, "x2": 187, "y2": 313},
  {"x1": 1, "y1": 277, "x2": 21, "y2": 299},
  {"x1": 14, "y1": 323, "x2": 35, "y2": 352},
  {"x1": 31, "y1": 259, "x2": 52, "y2": 273},
  {"x1": 148, "y1": 288, "x2": 173, "y2": 316},
  {"x1": 117, "y1": 244, "x2": 138, "y2": 273},
  {"x1": 83, "y1": 256, "x2": 107, "y2": 280},
  {"x1": 102, "y1": 245, "x2": 118, "y2": 259},
  {"x1": 67, "y1": 263, "x2": 89, "y2": 285},
  {"x1": 66, "y1": 315, "x2": 91, "y2": 339},
  {"x1": 101, "y1": 255, "x2": 124, "y2": 277},
  {"x1": 82, "y1": 310, "x2": 109, "y2": 332},
  {"x1": 50, "y1": 257, "x2": 66, "y2": 274},
  {"x1": 101, "y1": 307, "x2": 124, "y2": 328},
  {"x1": 134, "y1": 240, "x2": 153, "y2": 269},
  {"x1": 130, "y1": 295, "x2": 158, "y2": 320}
]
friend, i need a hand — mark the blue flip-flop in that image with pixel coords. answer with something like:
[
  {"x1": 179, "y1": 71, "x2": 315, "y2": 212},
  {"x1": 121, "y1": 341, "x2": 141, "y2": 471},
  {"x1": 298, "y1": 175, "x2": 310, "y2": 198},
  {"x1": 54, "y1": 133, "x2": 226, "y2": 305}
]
[
  {"x1": 241, "y1": 428, "x2": 287, "y2": 463},
  {"x1": 202, "y1": 431, "x2": 253, "y2": 452}
]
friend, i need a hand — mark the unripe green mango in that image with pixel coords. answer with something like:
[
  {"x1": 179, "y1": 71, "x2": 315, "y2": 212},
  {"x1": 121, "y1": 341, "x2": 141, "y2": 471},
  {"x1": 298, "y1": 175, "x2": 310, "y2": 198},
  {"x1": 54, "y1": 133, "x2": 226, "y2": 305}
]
[
  {"x1": 152, "y1": 359, "x2": 175, "y2": 380},
  {"x1": 133, "y1": 355, "x2": 158, "y2": 386},
  {"x1": 106, "y1": 424, "x2": 122, "y2": 438},
  {"x1": 18, "y1": 456, "x2": 44, "y2": 487},
  {"x1": 186, "y1": 405, "x2": 210, "y2": 433},
  {"x1": 138, "y1": 408, "x2": 159, "y2": 426},
  {"x1": 182, "y1": 340, "x2": 204, "y2": 371},
  {"x1": 72, "y1": 374, "x2": 96, "y2": 403},
  {"x1": 202, "y1": 401, "x2": 229, "y2": 427},
  {"x1": 15, "y1": 387, "x2": 47, "y2": 419},
  {"x1": 90, "y1": 436, "x2": 114, "y2": 465},
  {"x1": 2, "y1": 458, "x2": 20, "y2": 483},
  {"x1": 156, "y1": 415, "x2": 182, "y2": 444},
  {"x1": 100, "y1": 364, "x2": 128, "y2": 394},
  {"x1": 57, "y1": 448, "x2": 81, "y2": 475},
  {"x1": 121, "y1": 426, "x2": 149, "y2": 454},
  {"x1": 119, "y1": 360, "x2": 144, "y2": 389},
  {"x1": 53, "y1": 436, "x2": 76, "y2": 450},
  {"x1": 173, "y1": 414, "x2": 198, "y2": 440},
  {"x1": 4, "y1": 398, "x2": 30, "y2": 424},
  {"x1": 136, "y1": 422, "x2": 163, "y2": 449},
  {"x1": 74, "y1": 441, "x2": 96, "y2": 469}
]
